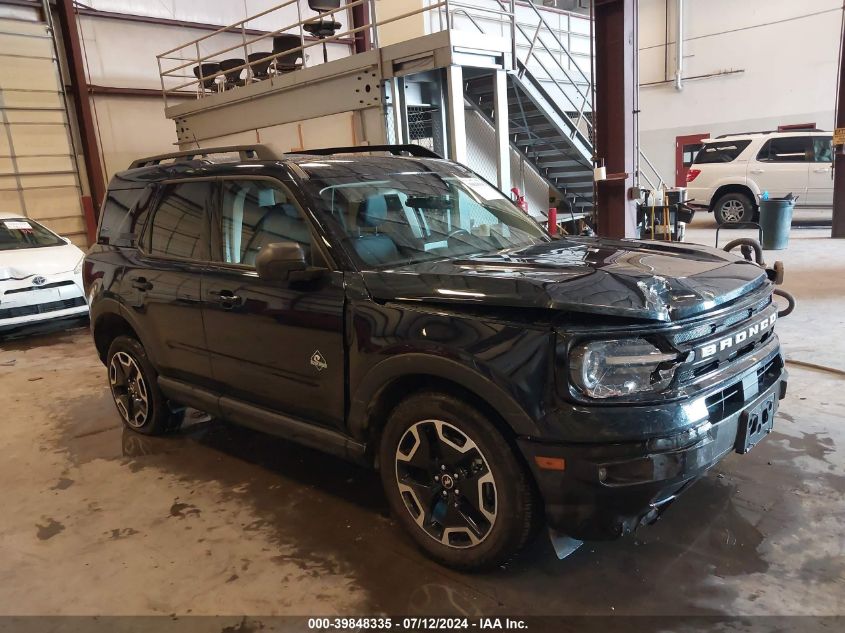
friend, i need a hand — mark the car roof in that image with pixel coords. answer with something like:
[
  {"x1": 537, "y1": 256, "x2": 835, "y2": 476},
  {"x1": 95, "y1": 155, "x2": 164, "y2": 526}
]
[{"x1": 0, "y1": 212, "x2": 27, "y2": 220}]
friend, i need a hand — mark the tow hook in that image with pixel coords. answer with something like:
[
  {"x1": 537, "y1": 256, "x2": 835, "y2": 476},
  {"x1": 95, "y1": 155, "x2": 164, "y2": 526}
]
[{"x1": 722, "y1": 238, "x2": 795, "y2": 318}]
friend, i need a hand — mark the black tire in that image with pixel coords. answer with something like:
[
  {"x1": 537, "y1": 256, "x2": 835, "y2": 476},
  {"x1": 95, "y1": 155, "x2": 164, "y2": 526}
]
[
  {"x1": 379, "y1": 391, "x2": 537, "y2": 571},
  {"x1": 714, "y1": 192, "x2": 754, "y2": 225},
  {"x1": 106, "y1": 335, "x2": 184, "y2": 435}
]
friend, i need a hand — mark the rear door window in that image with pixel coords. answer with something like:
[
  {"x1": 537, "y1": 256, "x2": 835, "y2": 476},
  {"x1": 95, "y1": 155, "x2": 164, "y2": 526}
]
[
  {"x1": 145, "y1": 181, "x2": 213, "y2": 260},
  {"x1": 693, "y1": 140, "x2": 751, "y2": 164},
  {"x1": 756, "y1": 136, "x2": 812, "y2": 162}
]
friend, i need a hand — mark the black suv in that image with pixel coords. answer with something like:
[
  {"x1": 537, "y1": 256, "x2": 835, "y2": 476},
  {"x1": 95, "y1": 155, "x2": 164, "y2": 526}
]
[{"x1": 85, "y1": 145, "x2": 787, "y2": 570}]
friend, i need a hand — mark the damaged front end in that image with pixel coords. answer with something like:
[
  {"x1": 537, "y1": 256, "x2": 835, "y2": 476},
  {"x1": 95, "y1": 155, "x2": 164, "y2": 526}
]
[{"x1": 529, "y1": 238, "x2": 794, "y2": 554}]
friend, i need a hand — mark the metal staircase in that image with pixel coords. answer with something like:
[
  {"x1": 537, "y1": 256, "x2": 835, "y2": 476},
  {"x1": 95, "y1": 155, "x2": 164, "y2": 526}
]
[
  {"x1": 459, "y1": 0, "x2": 596, "y2": 210},
  {"x1": 465, "y1": 63, "x2": 595, "y2": 209}
]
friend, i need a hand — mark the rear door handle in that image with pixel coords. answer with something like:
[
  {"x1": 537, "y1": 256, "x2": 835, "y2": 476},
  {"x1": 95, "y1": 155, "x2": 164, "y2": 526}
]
[
  {"x1": 209, "y1": 289, "x2": 242, "y2": 309},
  {"x1": 131, "y1": 277, "x2": 152, "y2": 291},
  {"x1": 814, "y1": 167, "x2": 832, "y2": 173},
  {"x1": 750, "y1": 169, "x2": 765, "y2": 174}
]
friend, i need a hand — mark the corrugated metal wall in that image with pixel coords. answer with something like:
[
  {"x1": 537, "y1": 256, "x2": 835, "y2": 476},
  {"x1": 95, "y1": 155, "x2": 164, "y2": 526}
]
[{"x1": 0, "y1": 14, "x2": 87, "y2": 246}]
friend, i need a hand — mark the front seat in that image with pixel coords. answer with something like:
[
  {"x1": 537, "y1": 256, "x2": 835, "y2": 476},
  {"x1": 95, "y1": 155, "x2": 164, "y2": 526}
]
[
  {"x1": 353, "y1": 197, "x2": 400, "y2": 268},
  {"x1": 243, "y1": 188, "x2": 312, "y2": 266}
]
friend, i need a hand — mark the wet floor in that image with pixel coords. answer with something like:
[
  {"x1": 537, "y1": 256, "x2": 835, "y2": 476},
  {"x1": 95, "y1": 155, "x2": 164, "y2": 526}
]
[
  {"x1": 1, "y1": 324, "x2": 843, "y2": 618},
  {"x1": 0, "y1": 226, "x2": 843, "y2": 617}
]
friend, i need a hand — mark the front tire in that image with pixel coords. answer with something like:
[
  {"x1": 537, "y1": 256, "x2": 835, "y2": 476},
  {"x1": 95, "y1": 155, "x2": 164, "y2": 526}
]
[
  {"x1": 379, "y1": 391, "x2": 537, "y2": 570},
  {"x1": 106, "y1": 336, "x2": 184, "y2": 435},
  {"x1": 714, "y1": 192, "x2": 754, "y2": 225}
]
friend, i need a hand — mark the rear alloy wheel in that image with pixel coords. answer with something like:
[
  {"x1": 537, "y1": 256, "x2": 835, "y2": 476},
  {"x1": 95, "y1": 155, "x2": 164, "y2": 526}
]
[
  {"x1": 714, "y1": 192, "x2": 754, "y2": 225},
  {"x1": 380, "y1": 391, "x2": 537, "y2": 570},
  {"x1": 109, "y1": 351, "x2": 150, "y2": 429},
  {"x1": 106, "y1": 336, "x2": 184, "y2": 435}
]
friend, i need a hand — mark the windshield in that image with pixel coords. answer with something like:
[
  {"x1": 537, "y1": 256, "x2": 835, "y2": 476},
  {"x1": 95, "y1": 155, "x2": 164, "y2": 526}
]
[
  {"x1": 298, "y1": 157, "x2": 549, "y2": 269},
  {"x1": 0, "y1": 218, "x2": 65, "y2": 251}
]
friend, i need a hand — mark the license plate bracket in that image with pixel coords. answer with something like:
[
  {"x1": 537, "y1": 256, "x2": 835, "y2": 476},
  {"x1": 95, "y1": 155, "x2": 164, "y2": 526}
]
[{"x1": 735, "y1": 395, "x2": 776, "y2": 454}]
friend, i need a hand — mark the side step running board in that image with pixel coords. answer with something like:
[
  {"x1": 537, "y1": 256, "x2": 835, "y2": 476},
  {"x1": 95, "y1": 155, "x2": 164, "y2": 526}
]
[{"x1": 158, "y1": 376, "x2": 369, "y2": 466}]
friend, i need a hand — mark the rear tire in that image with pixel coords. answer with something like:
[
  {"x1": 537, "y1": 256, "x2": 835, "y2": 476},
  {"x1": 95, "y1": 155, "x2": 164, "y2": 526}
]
[
  {"x1": 714, "y1": 192, "x2": 754, "y2": 225},
  {"x1": 106, "y1": 336, "x2": 184, "y2": 435},
  {"x1": 379, "y1": 391, "x2": 537, "y2": 571}
]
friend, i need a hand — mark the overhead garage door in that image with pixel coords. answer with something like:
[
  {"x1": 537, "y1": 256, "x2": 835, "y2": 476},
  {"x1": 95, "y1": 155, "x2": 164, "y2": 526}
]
[{"x1": 0, "y1": 16, "x2": 87, "y2": 247}]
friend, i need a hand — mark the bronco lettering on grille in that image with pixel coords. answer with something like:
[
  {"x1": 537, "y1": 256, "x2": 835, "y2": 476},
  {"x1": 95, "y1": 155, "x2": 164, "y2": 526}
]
[{"x1": 699, "y1": 313, "x2": 777, "y2": 360}]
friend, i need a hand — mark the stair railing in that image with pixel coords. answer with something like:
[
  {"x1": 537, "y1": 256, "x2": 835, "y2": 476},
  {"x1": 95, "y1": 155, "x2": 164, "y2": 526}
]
[{"x1": 489, "y1": 0, "x2": 593, "y2": 143}]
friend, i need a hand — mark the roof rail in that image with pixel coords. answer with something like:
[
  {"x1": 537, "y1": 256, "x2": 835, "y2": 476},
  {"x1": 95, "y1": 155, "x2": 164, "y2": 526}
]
[
  {"x1": 714, "y1": 128, "x2": 827, "y2": 139},
  {"x1": 128, "y1": 145, "x2": 277, "y2": 169},
  {"x1": 291, "y1": 144, "x2": 443, "y2": 159}
]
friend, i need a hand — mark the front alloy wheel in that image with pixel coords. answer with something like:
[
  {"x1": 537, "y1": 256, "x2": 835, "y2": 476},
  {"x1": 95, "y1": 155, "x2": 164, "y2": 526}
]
[
  {"x1": 380, "y1": 391, "x2": 538, "y2": 570},
  {"x1": 109, "y1": 351, "x2": 149, "y2": 428},
  {"x1": 395, "y1": 419, "x2": 498, "y2": 548}
]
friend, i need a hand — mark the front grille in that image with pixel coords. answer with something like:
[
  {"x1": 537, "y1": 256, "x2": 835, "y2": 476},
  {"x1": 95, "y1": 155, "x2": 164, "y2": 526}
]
[
  {"x1": 4, "y1": 280, "x2": 76, "y2": 295},
  {"x1": 0, "y1": 297, "x2": 86, "y2": 319},
  {"x1": 705, "y1": 354, "x2": 782, "y2": 421},
  {"x1": 671, "y1": 294, "x2": 772, "y2": 345}
]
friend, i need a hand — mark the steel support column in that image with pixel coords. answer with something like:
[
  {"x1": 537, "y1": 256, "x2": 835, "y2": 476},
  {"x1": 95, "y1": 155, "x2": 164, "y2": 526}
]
[
  {"x1": 493, "y1": 69, "x2": 511, "y2": 191},
  {"x1": 594, "y1": 0, "x2": 638, "y2": 239},
  {"x1": 55, "y1": 0, "x2": 107, "y2": 216},
  {"x1": 833, "y1": 6, "x2": 845, "y2": 238},
  {"x1": 446, "y1": 65, "x2": 467, "y2": 164},
  {"x1": 351, "y1": 0, "x2": 372, "y2": 53}
]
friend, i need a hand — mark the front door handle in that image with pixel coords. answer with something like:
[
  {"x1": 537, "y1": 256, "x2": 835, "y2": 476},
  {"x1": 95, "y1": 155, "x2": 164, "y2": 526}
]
[{"x1": 131, "y1": 277, "x2": 152, "y2": 291}]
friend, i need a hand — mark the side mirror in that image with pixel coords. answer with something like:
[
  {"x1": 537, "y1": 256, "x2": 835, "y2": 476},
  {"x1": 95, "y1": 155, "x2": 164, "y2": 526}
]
[{"x1": 255, "y1": 242, "x2": 307, "y2": 281}]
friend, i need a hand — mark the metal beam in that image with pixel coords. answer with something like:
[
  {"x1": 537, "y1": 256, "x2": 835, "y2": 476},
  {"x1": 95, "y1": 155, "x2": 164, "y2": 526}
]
[
  {"x1": 54, "y1": 0, "x2": 107, "y2": 218},
  {"x1": 493, "y1": 69, "x2": 511, "y2": 191},
  {"x1": 446, "y1": 65, "x2": 467, "y2": 164},
  {"x1": 594, "y1": 0, "x2": 638, "y2": 239},
  {"x1": 833, "y1": 7, "x2": 845, "y2": 238}
]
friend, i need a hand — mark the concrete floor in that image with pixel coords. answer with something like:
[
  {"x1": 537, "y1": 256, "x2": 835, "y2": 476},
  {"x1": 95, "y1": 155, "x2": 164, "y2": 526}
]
[{"x1": 0, "y1": 218, "x2": 843, "y2": 618}]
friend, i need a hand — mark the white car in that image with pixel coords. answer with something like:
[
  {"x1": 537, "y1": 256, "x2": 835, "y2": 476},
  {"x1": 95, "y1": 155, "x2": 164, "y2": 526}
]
[
  {"x1": 685, "y1": 129, "x2": 833, "y2": 225},
  {"x1": 0, "y1": 213, "x2": 88, "y2": 334}
]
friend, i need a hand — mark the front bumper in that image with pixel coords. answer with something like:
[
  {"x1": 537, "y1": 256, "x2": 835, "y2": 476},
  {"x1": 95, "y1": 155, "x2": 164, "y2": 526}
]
[
  {"x1": 519, "y1": 351, "x2": 787, "y2": 540},
  {"x1": 0, "y1": 271, "x2": 88, "y2": 331}
]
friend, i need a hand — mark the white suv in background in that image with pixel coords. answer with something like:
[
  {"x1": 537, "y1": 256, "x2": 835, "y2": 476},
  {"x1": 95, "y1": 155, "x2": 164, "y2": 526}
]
[{"x1": 685, "y1": 130, "x2": 833, "y2": 225}]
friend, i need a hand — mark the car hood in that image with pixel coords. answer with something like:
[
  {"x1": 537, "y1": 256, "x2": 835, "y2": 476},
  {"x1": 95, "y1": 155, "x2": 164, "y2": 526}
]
[
  {"x1": 360, "y1": 237, "x2": 768, "y2": 322},
  {"x1": 0, "y1": 244, "x2": 84, "y2": 281}
]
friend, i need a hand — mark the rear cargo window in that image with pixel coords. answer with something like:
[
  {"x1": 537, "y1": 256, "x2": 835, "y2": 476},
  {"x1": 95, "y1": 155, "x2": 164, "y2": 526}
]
[
  {"x1": 97, "y1": 185, "x2": 153, "y2": 247},
  {"x1": 693, "y1": 140, "x2": 751, "y2": 164}
]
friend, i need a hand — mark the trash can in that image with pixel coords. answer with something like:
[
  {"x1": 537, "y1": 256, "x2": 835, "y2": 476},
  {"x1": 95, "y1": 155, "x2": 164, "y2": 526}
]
[{"x1": 758, "y1": 197, "x2": 794, "y2": 250}]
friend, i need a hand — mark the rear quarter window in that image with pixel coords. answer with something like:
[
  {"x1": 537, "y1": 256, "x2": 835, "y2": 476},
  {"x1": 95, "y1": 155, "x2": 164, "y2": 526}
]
[
  {"x1": 693, "y1": 140, "x2": 752, "y2": 164},
  {"x1": 97, "y1": 183, "x2": 155, "y2": 247}
]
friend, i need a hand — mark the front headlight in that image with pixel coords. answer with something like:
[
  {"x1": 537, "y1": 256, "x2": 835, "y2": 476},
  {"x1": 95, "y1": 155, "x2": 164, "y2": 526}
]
[
  {"x1": 569, "y1": 338, "x2": 679, "y2": 399},
  {"x1": 74, "y1": 256, "x2": 83, "y2": 275}
]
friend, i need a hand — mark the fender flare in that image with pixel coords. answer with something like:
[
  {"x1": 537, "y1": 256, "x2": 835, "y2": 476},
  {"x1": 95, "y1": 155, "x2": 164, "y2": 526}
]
[
  {"x1": 710, "y1": 179, "x2": 759, "y2": 210},
  {"x1": 347, "y1": 353, "x2": 542, "y2": 441}
]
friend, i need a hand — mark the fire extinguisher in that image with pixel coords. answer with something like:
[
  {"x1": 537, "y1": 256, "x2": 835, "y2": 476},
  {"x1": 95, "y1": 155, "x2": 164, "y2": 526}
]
[{"x1": 511, "y1": 187, "x2": 528, "y2": 214}]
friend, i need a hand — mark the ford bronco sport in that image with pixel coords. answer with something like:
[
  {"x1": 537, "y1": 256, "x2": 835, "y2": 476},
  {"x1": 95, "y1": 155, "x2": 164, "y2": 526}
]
[{"x1": 84, "y1": 145, "x2": 788, "y2": 570}]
